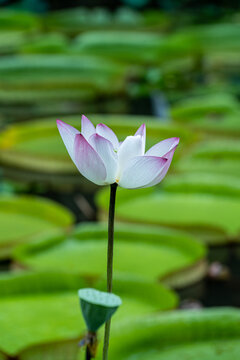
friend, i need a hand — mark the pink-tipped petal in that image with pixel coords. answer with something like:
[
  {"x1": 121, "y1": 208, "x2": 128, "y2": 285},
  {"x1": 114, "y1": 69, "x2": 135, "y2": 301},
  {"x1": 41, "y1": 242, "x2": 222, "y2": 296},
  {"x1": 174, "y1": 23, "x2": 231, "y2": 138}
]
[
  {"x1": 74, "y1": 134, "x2": 106, "y2": 185},
  {"x1": 56, "y1": 119, "x2": 80, "y2": 163},
  {"x1": 116, "y1": 135, "x2": 143, "y2": 180},
  {"x1": 118, "y1": 155, "x2": 167, "y2": 189},
  {"x1": 146, "y1": 137, "x2": 179, "y2": 157},
  {"x1": 88, "y1": 133, "x2": 118, "y2": 184},
  {"x1": 142, "y1": 144, "x2": 178, "y2": 188},
  {"x1": 81, "y1": 115, "x2": 95, "y2": 140},
  {"x1": 96, "y1": 123, "x2": 119, "y2": 150},
  {"x1": 135, "y1": 123, "x2": 146, "y2": 154}
]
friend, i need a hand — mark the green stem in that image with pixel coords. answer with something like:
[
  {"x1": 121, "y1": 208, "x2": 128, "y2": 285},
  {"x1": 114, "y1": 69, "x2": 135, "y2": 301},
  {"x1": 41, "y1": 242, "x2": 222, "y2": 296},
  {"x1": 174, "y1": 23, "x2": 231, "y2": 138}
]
[{"x1": 102, "y1": 183, "x2": 118, "y2": 360}]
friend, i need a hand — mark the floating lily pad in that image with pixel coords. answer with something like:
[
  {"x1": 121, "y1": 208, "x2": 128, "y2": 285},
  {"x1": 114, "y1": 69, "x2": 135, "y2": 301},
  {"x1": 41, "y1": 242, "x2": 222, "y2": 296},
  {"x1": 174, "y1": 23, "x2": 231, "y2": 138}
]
[
  {"x1": 0, "y1": 271, "x2": 177, "y2": 357},
  {"x1": 0, "y1": 55, "x2": 127, "y2": 103},
  {"x1": 170, "y1": 23, "x2": 240, "y2": 54},
  {"x1": 0, "y1": 31, "x2": 29, "y2": 54},
  {"x1": 15, "y1": 222, "x2": 206, "y2": 288},
  {"x1": 171, "y1": 93, "x2": 238, "y2": 121},
  {"x1": 98, "y1": 188, "x2": 240, "y2": 244},
  {"x1": 70, "y1": 31, "x2": 163, "y2": 64},
  {"x1": 176, "y1": 139, "x2": 240, "y2": 177},
  {"x1": 185, "y1": 139, "x2": 240, "y2": 159},
  {"x1": 177, "y1": 157, "x2": 240, "y2": 178},
  {"x1": 107, "y1": 308, "x2": 240, "y2": 360},
  {"x1": 0, "y1": 10, "x2": 40, "y2": 31},
  {"x1": 45, "y1": 7, "x2": 143, "y2": 34},
  {"x1": 0, "y1": 194, "x2": 74, "y2": 258},
  {"x1": 180, "y1": 112, "x2": 240, "y2": 137},
  {"x1": 0, "y1": 11, "x2": 40, "y2": 54},
  {"x1": 20, "y1": 33, "x2": 69, "y2": 54},
  {"x1": 0, "y1": 115, "x2": 192, "y2": 187},
  {"x1": 205, "y1": 52, "x2": 240, "y2": 74},
  {"x1": 163, "y1": 173, "x2": 240, "y2": 198},
  {"x1": 19, "y1": 338, "x2": 80, "y2": 360}
]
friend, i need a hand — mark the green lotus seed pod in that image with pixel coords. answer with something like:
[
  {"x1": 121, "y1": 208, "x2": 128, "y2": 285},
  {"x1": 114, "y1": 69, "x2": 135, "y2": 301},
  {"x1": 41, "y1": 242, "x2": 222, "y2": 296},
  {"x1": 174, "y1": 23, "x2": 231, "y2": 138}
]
[{"x1": 78, "y1": 288, "x2": 122, "y2": 332}]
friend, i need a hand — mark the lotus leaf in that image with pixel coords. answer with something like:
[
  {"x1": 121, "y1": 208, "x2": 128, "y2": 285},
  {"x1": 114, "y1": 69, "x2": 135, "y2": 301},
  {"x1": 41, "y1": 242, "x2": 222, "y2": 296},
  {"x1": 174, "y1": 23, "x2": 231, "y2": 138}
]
[
  {"x1": 45, "y1": 7, "x2": 143, "y2": 34},
  {"x1": 0, "y1": 194, "x2": 74, "y2": 258},
  {"x1": 0, "y1": 55, "x2": 127, "y2": 102},
  {"x1": 15, "y1": 222, "x2": 206, "y2": 287},
  {"x1": 163, "y1": 173, "x2": 240, "y2": 198},
  {"x1": 0, "y1": 271, "x2": 177, "y2": 356},
  {"x1": 98, "y1": 189, "x2": 240, "y2": 243},
  {"x1": 70, "y1": 31, "x2": 163, "y2": 64},
  {"x1": 20, "y1": 33, "x2": 69, "y2": 54},
  {"x1": 171, "y1": 93, "x2": 238, "y2": 121},
  {"x1": 176, "y1": 139, "x2": 240, "y2": 177},
  {"x1": 0, "y1": 10, "x2": 40, "y2": 31},
  {"x1": 107, "y1": 308, "x2": 240, "y2": 360}
]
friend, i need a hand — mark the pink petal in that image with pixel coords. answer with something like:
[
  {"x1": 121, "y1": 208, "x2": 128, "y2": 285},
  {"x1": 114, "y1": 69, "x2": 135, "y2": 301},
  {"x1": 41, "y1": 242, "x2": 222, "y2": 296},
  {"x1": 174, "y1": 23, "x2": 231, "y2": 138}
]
[
  {"x1": 135, "y1": 123, "x2": 146, "y2": 154},
  {"x1": 56, "y1": 119, "x2": 80, "y2": 163},
  {"x1": 81, "y1": 115, "x2": 95, "y2": 140},
  {"x1": 96, "y1": 123, "x2": 119, "y2": 150},
  {"x1": 74, "y1": 134, "x2": 107, "y2": 185},
  {"x1": 118, "y1": 155, "x2": 167, "y2": 189},
  {"x1": 146, "y1": 137, "x2": 179, "y2": 157},
  {"x1": 142, "y1": 144, "x2": 178, "y2": 188},
  {"x1": 88, "y1": 134, "x2": 118, "y2": 184}
]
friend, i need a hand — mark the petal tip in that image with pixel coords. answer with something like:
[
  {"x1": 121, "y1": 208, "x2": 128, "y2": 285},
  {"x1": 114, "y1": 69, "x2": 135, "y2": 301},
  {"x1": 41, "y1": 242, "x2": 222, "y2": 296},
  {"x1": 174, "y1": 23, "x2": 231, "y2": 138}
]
[
  {"x1": 56, "y1": 119, "x2": 64, "y2": 126},
  {"x1": 96, "y1": 123, "x2": 105, "y2": 129}
]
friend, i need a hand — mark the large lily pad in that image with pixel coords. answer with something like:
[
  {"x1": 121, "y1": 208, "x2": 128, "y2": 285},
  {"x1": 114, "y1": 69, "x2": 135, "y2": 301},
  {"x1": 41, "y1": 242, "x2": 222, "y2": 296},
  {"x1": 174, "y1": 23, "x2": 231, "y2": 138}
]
[
  {"x1": 170, "y1": 23, "x2": 240, "y2": 55},
  {"x1": 70, "y1": 30, "x2": 163, "y2": 64},
  {"x1": 163, "y1": 173, "x2": 240, "y2": 198},
  {"x1": 45, "y1": 7, "x2": 144, "y2": 34},
  {"x1": 171, "y1": 93, "x2": 238, "y2": 121},
  {"x1": 0, "y1": 31, "x2": 29, "y2": 54},
  {"x1": 0, "y1": 115, "x2": 192, "y2": 187},
  {"x1": 0, "y1": 271, "x2": 177, "y2": 357},
  {"x1": 20, "y1": 33, "x2": 69, "y2": 54},
  {"x1": 0, "y1": 11, "x2": 40, "y2": 54},
  {"x1": 0, "y1": 10, "x2": 40, "y2": 31},
  {"x1": 177, "y1": 157, "x2": 240, "y2": 178},
  {"x1": 0, "y1": 55, "x2": 127, "y2": 103},
  {"x1": 98, "y1": 188, "x2": 240, "y2": 244},
  {"x1": 181, "y1": 113, "x2": 240, "y2": 137},
  {"x1": 15, "y1": 222, "x2": 206, "y2": 288},
  {"x1": 176, "y1": 139, "x2": 240, "y2": 177},
  {"x1": 107, "y1": 308, "x2": 240, "y2": 360},
  {"x1": 0, "y1": 194, "x2": 74, "y2": 258},
  {"x1": 170, "y1": 91, "x2": 240, "y2": 136}
]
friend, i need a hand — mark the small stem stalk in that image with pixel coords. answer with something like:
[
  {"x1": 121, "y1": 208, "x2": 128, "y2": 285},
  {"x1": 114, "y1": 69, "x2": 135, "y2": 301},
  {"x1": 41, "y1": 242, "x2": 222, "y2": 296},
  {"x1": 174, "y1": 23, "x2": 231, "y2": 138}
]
[
  {"x1": 102, "y1": 183, "x2": 118, "y2": 360},
  {"x1": 86, "y1": 346, "x2": 91, "y2": 360}
]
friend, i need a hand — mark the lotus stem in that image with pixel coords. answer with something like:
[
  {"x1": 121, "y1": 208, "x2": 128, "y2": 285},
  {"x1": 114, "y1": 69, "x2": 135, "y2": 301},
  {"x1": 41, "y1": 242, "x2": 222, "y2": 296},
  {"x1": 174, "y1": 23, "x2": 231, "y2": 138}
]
[
  {"x1": 86, "y1": 346, "x2": 91, "y2": 360},
  {"x1": 102, "y1": 183, "x2": 118, "y2": 360}
]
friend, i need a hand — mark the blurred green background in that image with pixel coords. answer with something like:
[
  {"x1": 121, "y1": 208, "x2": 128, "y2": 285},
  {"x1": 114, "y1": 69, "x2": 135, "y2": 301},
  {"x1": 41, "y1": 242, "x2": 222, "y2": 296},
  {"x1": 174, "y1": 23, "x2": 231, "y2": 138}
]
[{"x1": 0, "y1": 1, "x2": 240, "y2": 359}]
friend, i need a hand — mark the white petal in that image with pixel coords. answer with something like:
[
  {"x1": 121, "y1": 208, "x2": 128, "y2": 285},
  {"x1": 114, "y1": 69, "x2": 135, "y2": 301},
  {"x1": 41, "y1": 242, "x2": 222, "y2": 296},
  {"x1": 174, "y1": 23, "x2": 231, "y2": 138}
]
[
  {"x1": 142, "y1": 145, "x2": 178, "y2": 188},
  {"x1": 118, "y1": 156, "x2": 167, "y2": 189},
  {"x1": 74, "y1": 134, "x2": 106, "y2": 185},
  {"x1": 96, "y1": 123, "x2": 119, "y2": 150},
  {"x1": 135, "y1": 123, "x2": 146, "y2": 154},
  {"x1": 88, "y1": 134, "x2": 118, "y2": 184},
  {"x1": 56, "y1": 119, "x2": 80, "y2": 163},
  {"x1": 116, "y1": 135, "x2": 143, "y2": 181},
  {"x1": 146, "y1": 137, "x2": 179, "y2": 157},
  {"x1": 81, "y1": 115, "x2": 96, "y2": 140}
]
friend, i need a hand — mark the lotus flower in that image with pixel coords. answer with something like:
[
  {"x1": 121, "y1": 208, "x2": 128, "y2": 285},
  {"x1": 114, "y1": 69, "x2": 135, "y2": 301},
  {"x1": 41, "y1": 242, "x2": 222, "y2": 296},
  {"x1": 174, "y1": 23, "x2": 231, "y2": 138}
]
[{"x1": 57, "y1": 115, "x2": 179, "y2": 189}]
